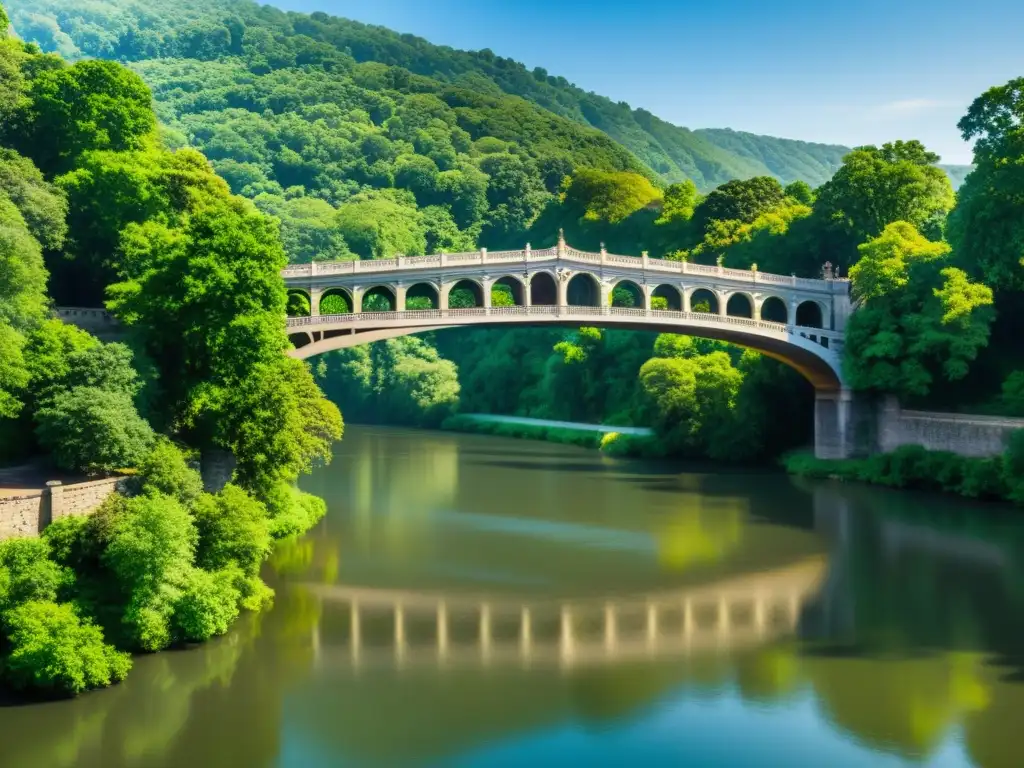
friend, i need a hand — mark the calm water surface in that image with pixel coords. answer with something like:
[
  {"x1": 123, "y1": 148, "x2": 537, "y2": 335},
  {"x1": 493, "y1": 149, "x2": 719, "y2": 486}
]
[{"x1": 2, "y1": 427, "x2": 1024, "y2": 767}]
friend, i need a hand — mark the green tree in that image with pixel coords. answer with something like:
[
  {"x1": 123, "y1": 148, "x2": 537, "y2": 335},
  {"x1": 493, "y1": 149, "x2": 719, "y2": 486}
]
[
  {"x1": 35, "y1": 386, "x2": 155, "y2": 473},
  {"x1": 948, "y1": 77, "x2": 1024, "y2": 291},
  {"x1": 815, "y1": 141, "x2": 954, "y2": 245},
  {"x1": 844, "y1": 222, "x2": 994, "y2": 398},
  {"x1": 562, "y1": 168, "x2": 661, "y2": 224},
  {"x1": 691, "y1": 176, "x2": 785, "y2": 232},
  {"x1": 18, "y1": 59, "x2": 156, "y2": 174}
]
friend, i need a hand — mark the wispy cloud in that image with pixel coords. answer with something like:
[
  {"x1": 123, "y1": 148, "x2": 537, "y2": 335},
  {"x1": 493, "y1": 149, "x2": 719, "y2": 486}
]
[{"x1": 871, "y1": 98, "x2": 959, "y2": 116}]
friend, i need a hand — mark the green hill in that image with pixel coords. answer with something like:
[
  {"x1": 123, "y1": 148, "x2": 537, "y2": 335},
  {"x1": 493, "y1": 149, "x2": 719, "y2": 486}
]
[{"x1": 3, "y1": 0, "x2": 970, "y2": 191}]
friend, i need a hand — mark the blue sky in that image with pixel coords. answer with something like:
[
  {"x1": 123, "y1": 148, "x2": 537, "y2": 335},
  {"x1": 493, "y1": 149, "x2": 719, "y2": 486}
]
[{"x1": 271, "y1": 0, "x2": 1024, "y2": 164}]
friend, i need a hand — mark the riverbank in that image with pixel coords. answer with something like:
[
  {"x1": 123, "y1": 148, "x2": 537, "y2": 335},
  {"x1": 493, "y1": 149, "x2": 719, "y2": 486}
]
[
  {"x1": 440, "y1": 414, "x2": 659, "y2": 455},
  {"x1": 784, "y1": 437, "x2": 1024, "y2": 505}
]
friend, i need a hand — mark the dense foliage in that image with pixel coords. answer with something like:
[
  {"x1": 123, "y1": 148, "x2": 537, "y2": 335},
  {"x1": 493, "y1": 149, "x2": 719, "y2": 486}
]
[{"x1": 0, "y1": 2, "x2": 341, "y2": 696}]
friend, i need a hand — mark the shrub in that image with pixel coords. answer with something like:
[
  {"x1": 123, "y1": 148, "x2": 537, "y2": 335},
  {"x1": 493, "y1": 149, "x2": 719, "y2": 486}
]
[
  {"x1": 172, "y1": 567, "x2": 240, "y2": 642},
  {"x1": 103, "y1": 492, "x2": 197, "y2": 651},
  {"x1": 35, "y1": 386, "x2": 155, "y2": 473},
  {"x1": 264, "y1": 480, "x2": 326, "y2": 539},
  {"x1": 2, "y1": 600, "x2": 131, "y2": 695},
  {"x1": 1003, "y1": 430, "x2": 1024, "y2": 503},
  {"x1": 0, "y1": 538, "x2": 67, "y2": 609},
  {"x1": 136, "y1": 439, "x2": 203, "y2": 507},
  {"x1": 193, "y1": 484, "x2": 271, "y2": 576}
]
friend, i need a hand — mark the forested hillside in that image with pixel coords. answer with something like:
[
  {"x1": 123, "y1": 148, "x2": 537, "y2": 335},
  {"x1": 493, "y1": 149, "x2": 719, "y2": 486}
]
[
  {"x1": 2, "y1": 0, "x2": 1014, "y2": 476},
  {"x1": 5, "y1": 0, "x2": 972, "y2": 192}
]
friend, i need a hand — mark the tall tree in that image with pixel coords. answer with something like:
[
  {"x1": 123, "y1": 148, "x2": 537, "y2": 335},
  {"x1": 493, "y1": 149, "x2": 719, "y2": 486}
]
[{"x1": 948, "y1": 77, "x2": 1024, "y2": 291}]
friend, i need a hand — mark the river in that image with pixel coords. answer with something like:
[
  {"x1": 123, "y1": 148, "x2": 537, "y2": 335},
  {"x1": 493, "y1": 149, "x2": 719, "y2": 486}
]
[{"x1": 2, "y1": 426, "x2": 1023, "y2": 767}]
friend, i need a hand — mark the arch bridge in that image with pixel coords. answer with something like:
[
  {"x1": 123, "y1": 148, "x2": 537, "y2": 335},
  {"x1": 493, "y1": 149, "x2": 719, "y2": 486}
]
[
  {"x1": 54, "y1": 235, "x2": 864, "y2": 460},
  {"x1": 284, "y1": 234, "x2": 860, "y2": 459}
]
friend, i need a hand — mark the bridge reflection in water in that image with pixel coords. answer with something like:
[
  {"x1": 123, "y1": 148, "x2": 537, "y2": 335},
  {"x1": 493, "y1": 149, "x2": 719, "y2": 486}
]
[{"x1": 305, "y1": 556, "x2": 826, "y2": 673}]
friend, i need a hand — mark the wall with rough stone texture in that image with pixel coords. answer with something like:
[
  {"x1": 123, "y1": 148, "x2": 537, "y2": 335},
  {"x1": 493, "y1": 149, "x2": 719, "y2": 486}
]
[
  {"x1": 0, "y1": 491, "x2": 47, "y2": 539},
  {"x1": 0, "y1": 477, "x2": 127, "y2": 540},
  {"x1": 878, "y1": 398, "x2": 1024, "y2": 457}
]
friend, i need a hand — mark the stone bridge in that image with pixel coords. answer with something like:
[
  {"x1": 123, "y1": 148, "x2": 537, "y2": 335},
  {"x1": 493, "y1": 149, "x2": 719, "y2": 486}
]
[{"x1": 56, "y1": 235, "x2": 865, "y2": 459}]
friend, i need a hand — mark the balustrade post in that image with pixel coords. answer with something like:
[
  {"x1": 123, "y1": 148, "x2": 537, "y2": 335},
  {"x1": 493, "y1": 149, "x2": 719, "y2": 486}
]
[
  {"x1": 480, "y1": 247, "x2": 487, "y2": 265},
  {"x1": 480, "y1": 604, "x2": 492, "y2": 661},
  {"x1": 559, "y1": 605, "x2": 574, "y2": 667},
  {"x1": 350, "y1": 601, "x2": 361, "y2": 664},
  {"x1": 310, "y1": 260, "x2": 318, "y2": 277},
  {"x1": 600, "y1": 242, "x2": 607, "y2": 266},
  {"x1": 520, "y1": 606, "x2": 532, "y2": 659},
  {"x1": 440, "y1": 251, "x2": 447, "y2": 267},
  {"x1": 556, "y1": 228, "x2": 566, "y2": 259},
  {"x1": 604, "y1": 603, "x2": 617, "y2": 653},
  {"x1": 646, "y1": 602, "x2": 658, "y2": 649},
  {"x1": 525, "y1": 242, "x2": 532, "y2": 260}
]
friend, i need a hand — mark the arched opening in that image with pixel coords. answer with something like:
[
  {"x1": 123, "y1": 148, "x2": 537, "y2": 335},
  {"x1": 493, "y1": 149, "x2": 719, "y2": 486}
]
[
  {"x1": 610, "y1": 279, "x2": 644, "y2": 308},
  {"x1": 319, "y1": 288, "x2": 351, "y2": 315},
  {"x1": 448, "y1": 279, "x2": 483, "y2": 308},
  {"x1": 796, "y1": 301, "x2": 824, "y2": 329},
  {"x1": 760, "y1": 296, "x2": 788, "y2": 324},
  {"x1": 405, "y1": 282, "x2": 438, "y2": 310},
  {"x1": 651, "y1": 284, "x2": 681, "y2": 312},
  {"x1": 492, "y1": 276, "x2": 524, "y2": 307},
  {"x1": 363, "y1": 285, "x2": 395, "y2": 312},
  {"x1": 726, "y1": 293, "x2": 754, "y2": 319},
  {"x1": 567, "y1": 273, "x2": 600, "y2": 307},
  {"x1": 689, "y1": 288, "x2": 718, "y2": 314},
  {"x1": 530, "y1": 272, "x2": 557, "y2": 306},
  {"x1": 286, "y1": 289, "x2": 311, "y2": 317}
]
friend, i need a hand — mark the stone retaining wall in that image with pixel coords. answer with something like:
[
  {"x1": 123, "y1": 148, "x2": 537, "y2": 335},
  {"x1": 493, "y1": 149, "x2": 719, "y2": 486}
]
[
  {"x1": 0, "y1": 477, "x2": 128, "y2": 540},
  {"x1": 878, "y1": 398, "x2": 1024, "y2": 457}
]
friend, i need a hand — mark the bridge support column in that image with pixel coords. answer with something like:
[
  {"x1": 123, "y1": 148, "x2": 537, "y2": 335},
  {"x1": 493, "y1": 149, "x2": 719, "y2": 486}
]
[
  {"x1": 395, "y1": 283, "x2": 408, "y2": 311},
  {"x1": 683, "y1": 289, "x2": 692, "y2": 313},
  {"x1": 556, "y1": 277, "x2": 569, "y2": 308},
  {"x1": 440, "y1": 282, "x2": 452, "y2": 310},
  {"x1": 814, "y1": 389, "x2": 878, "y2": 459},
  {"x1": 352, "y1": 287, "x2": 364, "y2": 314},
  {"x1": 482, "y1": 279, "x2": 492, "y2": 309},
  {"x1": 717, "y1": 291, "x2": 728, "y2": 316},
  {"x1": 310, "y1": 286, "x2": 323, "y2": 317}
]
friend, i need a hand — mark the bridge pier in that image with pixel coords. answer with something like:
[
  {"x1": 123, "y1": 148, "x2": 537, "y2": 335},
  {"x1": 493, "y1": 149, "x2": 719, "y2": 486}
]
[{"x1": 814, "y1": 389, "x2": 877, "y2": 459}]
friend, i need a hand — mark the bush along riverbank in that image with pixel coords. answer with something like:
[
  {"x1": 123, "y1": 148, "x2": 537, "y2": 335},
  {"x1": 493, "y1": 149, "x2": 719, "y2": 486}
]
[
  {"x1": 0, "y1": 440, "x2": 327, "y2": 698},
  {"x1": 440, "y1": 415, "x2": 661, "y2": 456},
  {"x1": 784, "y1": 432, "x2": 1024, "y2": 505}
]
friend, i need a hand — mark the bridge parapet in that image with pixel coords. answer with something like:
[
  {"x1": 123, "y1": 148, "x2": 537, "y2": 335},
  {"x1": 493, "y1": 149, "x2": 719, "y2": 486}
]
[{"x1": 281, "y1": 241, "x2": 850, "y2": 296}]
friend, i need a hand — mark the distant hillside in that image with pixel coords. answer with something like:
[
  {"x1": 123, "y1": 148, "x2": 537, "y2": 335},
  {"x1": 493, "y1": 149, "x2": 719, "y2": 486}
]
[{"x1": 5, "y1": 0, "x2": 973, "y2": 191}]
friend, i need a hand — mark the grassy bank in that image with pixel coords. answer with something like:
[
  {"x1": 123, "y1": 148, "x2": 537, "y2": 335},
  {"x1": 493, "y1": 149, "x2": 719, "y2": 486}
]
[
  {"x1": 440, "y1": 415, "x2": 662, "y2": 456},
  {"x1": 784, "y1": 434, "x2": 1024, "y2": 505}
]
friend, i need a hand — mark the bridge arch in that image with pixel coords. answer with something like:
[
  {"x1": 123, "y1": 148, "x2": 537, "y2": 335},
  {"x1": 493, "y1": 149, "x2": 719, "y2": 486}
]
[
  {"x1": 286, "y1": 289, "x2": 311, "y2": 317},
  {"x1": 726, "y1": 292, "x2": 754, "y2": 319},
  {"x1": 760, "y1": 296, "x2": 789, "y2": 324},
  {"x1": 448, "y1": 279, "x2": 484, "y2": 308},
  {"x1": 651, "y1": 284, "x2": 682, "y2": 312},
  {"x1": 406, "y1": 281, "x2": 439, "y2": 310},
  {"x1": 610, "y1": 279, "x2": 645, "y2": 309},
  {"x1": 319, "y1": 287, "x2": 352, "y2": 315},
  {"x1": 362, "y1": 285, "x2": 396, "y2": 313},
  {"x1": 492, "y1": 275, "x2": 525, "y2": 306},
  {"x1": 796, "y1": 300, "x2": 825, "y2": 329},
  {"x1": 567, "y1": 273, "x2": 601, "y2": 307},
  {"x1": 688, "y1": 288, "x2": 718, "y2": 314},
  {"x1": 530, "y1": 271, "x2": 557, "y2": 306}
]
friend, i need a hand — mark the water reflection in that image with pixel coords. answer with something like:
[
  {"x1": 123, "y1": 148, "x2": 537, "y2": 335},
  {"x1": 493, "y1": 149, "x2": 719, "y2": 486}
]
[{"x1": 3, "y1": 428, "x2": 1024, "y2": 768}]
